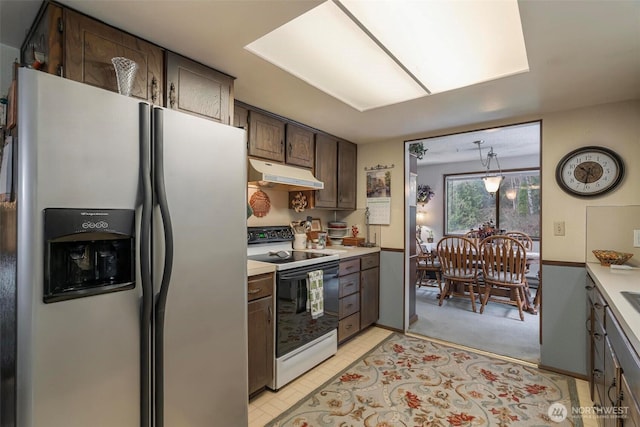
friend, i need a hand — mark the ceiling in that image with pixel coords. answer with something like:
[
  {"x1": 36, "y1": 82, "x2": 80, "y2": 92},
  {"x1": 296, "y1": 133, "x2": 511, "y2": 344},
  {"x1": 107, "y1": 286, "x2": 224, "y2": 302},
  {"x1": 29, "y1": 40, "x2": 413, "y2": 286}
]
[{"x1": 1, "y1": 0, "x2": 639, "y2": 150}]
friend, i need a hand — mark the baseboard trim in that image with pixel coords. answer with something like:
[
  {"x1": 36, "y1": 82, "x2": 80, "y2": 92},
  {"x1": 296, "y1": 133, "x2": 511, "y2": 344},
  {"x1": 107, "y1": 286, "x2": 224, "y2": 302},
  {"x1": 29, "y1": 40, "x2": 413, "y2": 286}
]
[{"x1": 538, "y1": 363, "x2": 588, "y2": 381}]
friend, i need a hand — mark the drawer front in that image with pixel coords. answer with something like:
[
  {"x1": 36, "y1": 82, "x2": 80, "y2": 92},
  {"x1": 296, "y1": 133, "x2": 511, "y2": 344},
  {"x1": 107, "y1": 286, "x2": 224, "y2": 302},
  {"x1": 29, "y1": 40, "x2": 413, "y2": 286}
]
[
  {"x1": 339, "y1": 258, "x2": 360, "y2": 276},
  {"x1": 340, "y1": 293, "x2": 360, "y2": 318},
  {"x1": 338, "y1": 312, "x2": 360, "y2": 342},
  {"x1": 248, "y1": 273, "x2": 274, "y2": 301},
  {"x1": 339, "y1": 272, "x2": 360, "y2": 297},
  {"x1": 361, "y1": 253, "x2": 379, "y2": 270}
]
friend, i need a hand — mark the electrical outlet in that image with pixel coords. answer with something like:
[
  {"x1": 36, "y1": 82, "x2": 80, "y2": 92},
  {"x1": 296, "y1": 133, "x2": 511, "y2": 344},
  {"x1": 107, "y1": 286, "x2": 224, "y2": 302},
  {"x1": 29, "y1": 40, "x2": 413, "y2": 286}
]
[
  {"x1": 634, "y1": 229, "x2": 640, "y2": 247},
  {"x1": 554, "y1": 221, "x2": 565, "y2": 236}
]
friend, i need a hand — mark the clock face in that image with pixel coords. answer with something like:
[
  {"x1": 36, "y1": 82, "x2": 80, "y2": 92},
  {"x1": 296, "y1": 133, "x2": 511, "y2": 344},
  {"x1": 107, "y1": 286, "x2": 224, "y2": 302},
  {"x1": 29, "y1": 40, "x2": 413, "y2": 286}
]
[{"x1": 555, "y1": 146, "x2": 624, "y2": 197}]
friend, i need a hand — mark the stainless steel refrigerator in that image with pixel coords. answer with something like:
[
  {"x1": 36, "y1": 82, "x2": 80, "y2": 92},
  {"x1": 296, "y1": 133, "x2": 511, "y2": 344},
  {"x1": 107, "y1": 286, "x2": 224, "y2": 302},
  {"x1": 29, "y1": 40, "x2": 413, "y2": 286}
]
[{"x1": 0, "y1": 68, "x2": 248, "y2": 427}]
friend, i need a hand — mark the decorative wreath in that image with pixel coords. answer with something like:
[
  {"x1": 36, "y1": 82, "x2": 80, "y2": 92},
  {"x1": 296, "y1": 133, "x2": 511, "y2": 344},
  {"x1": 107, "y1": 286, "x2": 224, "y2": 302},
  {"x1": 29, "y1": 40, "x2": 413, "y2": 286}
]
[{"x1": 417, "y1": 185, "x2": 435, "y2": 203}]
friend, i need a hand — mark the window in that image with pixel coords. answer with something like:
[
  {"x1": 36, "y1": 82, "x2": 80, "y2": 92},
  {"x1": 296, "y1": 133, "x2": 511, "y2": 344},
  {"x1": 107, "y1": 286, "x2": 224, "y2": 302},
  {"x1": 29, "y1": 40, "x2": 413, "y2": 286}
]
[{"x1": 445, "y1": 169, "x2": 540, "y2": 238}]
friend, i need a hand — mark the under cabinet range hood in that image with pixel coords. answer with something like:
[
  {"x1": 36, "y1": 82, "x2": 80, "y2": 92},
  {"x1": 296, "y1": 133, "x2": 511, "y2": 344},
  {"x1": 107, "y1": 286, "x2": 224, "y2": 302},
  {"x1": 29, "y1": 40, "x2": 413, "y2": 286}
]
[{"x1": 248, "y1": 158, "x2": 324, "y2": 190}]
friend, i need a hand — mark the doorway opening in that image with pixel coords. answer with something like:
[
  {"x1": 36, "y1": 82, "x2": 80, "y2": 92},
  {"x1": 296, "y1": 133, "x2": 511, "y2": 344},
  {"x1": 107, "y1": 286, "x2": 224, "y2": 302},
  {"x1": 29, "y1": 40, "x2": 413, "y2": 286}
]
[{"x1": 404, "y1": 121, "x2": 542, "y2": 364}]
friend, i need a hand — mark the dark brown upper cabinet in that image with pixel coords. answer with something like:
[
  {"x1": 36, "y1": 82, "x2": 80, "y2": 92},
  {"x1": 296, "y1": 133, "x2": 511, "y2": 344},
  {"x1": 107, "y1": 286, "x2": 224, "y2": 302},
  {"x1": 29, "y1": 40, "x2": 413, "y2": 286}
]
[
  {"x1": 315, "y1": 134, "x2": 357, "y2": 210},
  {"x1": 248, "y1": 110, "x2": 286, "y2": 163},
  {"x1": 63, "y1": 8, "x2": 164, "y2": 104},
  {"x1": 165, "y1": 52, "x2": 234, "y2": 125},
  {"x1": 285, "y1": 124, "x2": 314, "y2": 169}
]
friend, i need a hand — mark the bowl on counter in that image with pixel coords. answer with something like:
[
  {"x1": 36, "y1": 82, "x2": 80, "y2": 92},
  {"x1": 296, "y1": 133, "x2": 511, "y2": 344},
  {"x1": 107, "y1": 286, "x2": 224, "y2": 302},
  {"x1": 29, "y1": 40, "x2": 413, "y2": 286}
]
[
  {"x1": 328, "y1": 221, "x2": 347, "y2": 229},
  {"x1": 592, "y1": 249, "x2": 633, "y2": 266},
  {"x1": 327, "y1": 227, "x2": 348, "y2": 238}
]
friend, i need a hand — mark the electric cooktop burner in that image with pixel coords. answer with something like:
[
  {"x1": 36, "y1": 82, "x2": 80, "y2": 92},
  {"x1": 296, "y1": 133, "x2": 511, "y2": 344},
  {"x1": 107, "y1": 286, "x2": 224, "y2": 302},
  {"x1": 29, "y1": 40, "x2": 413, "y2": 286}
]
[{"x1": 247, "y1": 250, "x2": 332, "y2": 265}]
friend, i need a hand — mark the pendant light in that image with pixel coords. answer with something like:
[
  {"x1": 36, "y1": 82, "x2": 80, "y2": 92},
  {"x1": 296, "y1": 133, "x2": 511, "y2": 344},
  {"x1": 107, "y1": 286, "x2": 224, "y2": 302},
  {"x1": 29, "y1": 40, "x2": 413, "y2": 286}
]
[{"x1": 473, "y1": 140, "x2": 504, "y2": 194}]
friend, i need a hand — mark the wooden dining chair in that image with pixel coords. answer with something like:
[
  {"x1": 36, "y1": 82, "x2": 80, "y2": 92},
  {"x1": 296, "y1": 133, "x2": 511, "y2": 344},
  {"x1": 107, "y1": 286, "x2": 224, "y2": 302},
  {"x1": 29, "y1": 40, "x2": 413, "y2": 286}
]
[
  {"x1": 505, "y1": 231, "x2": 539, "y2": 313},
  {"x1": 416, "y1": 238, "x2": 442, "y2": 293},
  {"x1": 505, "y1": 231, "x2": 533, "y2": 251},
  {"x1": 478, "y1": 235, "x2": 529, "y2": 321},
  {"x1": 436, "y1": 236, "x2": 480, "y2": 312}
]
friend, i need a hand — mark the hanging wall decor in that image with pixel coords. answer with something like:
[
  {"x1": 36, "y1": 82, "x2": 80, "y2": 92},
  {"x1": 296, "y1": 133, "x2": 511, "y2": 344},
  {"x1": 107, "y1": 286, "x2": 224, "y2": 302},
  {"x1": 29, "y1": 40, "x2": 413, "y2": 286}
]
[{"x1": 249, "y1": 189, "x2": 271, "y2": 217}]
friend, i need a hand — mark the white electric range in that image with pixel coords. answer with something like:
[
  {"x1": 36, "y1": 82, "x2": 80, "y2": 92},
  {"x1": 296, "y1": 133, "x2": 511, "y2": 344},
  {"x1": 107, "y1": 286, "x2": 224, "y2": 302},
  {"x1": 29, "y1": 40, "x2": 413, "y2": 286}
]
[{"x1": 247, "y1": 226, "x2": 339, "y2": 390}]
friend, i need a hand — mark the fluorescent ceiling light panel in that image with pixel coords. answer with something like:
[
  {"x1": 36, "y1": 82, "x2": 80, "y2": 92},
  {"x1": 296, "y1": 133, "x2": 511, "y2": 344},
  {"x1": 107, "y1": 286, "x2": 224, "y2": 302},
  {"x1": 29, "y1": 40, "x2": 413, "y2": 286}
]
[
  {"x1": 340, "y1": 0, "x2": 529, "y2": 94},
  {"x1": 245, "y1": 1, "x2": 426, "y2": 111},
  {"x1": 245, "y1": 0, "x2": 529, "y2": 110}
]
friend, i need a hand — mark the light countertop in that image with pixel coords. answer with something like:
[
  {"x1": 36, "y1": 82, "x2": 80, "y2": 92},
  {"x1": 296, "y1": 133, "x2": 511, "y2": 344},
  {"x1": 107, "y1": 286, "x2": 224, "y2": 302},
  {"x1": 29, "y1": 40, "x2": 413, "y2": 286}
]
[
  {"x1": 247, "y1": 259, "x2": 276, "y2": 276},
  {"x1": 586, "y1": 262, "x2": 640, "y2": 357},
  {"x1": 247, "y1": 246, "x2": 381, "y2": 277}
]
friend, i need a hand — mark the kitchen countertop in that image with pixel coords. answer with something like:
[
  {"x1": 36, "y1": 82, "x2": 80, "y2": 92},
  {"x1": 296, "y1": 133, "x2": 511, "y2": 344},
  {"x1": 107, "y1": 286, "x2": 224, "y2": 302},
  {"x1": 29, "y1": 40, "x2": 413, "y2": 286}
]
[
  {"x1": 247, "y1": 259, "x2": 276, "y2": 276},
  {"x1": 586, "y1": 262, "x2": 640, "y2": 357},
  {"x1": 247, "y1": 246, "x2": 381, "y2": 277}
]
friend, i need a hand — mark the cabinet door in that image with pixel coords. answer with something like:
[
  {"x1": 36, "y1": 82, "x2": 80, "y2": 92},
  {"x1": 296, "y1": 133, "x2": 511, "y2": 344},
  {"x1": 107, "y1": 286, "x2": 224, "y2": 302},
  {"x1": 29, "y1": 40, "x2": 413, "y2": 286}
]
[
  {"x1": 248, "y1": 111, "x2": 285, "y2": 162},
  {"x1": 234, "y1": 103, "x2": 248, "y2": 130},
  {"x1": 314, "y1": 133, "x2": 338, "y2": 208},
  {"x1": 165, "y1": 52, "x2": 233, "y2": 124},
  {"x1": 64, "y1": 9, "x2": 163, "y2": 104},
  {"x1": 285, "y1": 124, "x2": 314, "y2": 169},
  {"x1": 360, "y1": 266, "x2": 379, "y2": 329},
  {"x1": 247, "y1": 297, "x2": 273, "y2": 395},
  {"x1": 337, "y1": 140, "x2": 357, "y2": 209},
  {"x1": 21, "y1": 3, "x2": 63, "y2": 76}
]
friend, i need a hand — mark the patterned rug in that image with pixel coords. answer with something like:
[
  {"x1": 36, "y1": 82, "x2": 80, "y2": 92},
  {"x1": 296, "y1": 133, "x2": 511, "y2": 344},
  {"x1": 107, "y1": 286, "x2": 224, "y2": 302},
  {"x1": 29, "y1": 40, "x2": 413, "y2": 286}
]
[{"x1": 266, "y1": 334, "x2": 582, "y2": 426}]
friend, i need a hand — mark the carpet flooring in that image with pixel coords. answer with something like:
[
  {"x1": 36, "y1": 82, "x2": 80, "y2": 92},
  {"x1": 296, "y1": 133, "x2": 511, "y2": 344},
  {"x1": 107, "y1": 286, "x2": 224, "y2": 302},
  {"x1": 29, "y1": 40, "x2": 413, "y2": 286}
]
[
  {"x1": 409, "y1": 285, "x2": 540, "y2": 364},
  {"x1": 266, "y1": 333, "x2": 581, "y2": 426}
]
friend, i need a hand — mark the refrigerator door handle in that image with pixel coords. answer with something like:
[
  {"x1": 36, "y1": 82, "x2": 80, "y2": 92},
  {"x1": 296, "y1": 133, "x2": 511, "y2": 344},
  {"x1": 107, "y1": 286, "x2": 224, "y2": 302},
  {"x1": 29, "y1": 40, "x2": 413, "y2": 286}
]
[
  {"x1": 139, "y1": 102, "x2": 153, "y2": 427},
  {"x1": 152, "y1": 106, "x2": 174, "y2": 427}
]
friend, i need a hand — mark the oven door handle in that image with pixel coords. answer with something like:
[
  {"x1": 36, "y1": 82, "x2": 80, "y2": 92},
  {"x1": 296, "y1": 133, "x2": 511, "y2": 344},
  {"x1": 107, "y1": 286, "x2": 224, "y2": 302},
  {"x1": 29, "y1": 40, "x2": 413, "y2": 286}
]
[{"x1": 277, "y1": 261, "x2": 339, "y2": 280}]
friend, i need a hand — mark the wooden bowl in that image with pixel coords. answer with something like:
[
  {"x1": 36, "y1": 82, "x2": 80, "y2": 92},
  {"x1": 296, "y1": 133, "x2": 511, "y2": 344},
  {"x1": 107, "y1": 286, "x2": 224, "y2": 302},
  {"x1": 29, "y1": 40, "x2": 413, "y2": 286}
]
[{"x1": 592, "y1": 250, "x2": 633, "y2": 266}]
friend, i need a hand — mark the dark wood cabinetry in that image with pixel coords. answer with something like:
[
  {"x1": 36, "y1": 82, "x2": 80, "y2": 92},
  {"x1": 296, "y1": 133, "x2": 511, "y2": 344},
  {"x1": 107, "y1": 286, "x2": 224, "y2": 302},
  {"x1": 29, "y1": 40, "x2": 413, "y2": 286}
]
[
  {"x1": 248, "y1": 110, "x2": 286, "y2": 162},
  {"x1": 314, "y1": 135, "x2": 356, "y2": 210},
  {"x1": 586, "y1": 275, "x2": 640, "y2": 426},
  {"x1": 285, "y1": 124, "x2": 314, "y2": 169},
  {"x1": 315, "y1": 134, "x2": 338, "y2": 208},
  {"x1": 337, "y1": 253, "x2": 379, "y2": 343},
  {"x1": 165, "y1": 52, "x2": 234, "y2": 124},
  {"x1": 337, "y1": 140, "x2": 357, "y2": 209},
  {"x1": 247, "y1": 273, "x2": 274, "y2": 396},
  {"x1": 22, "y1": 3, "x2": 164, "y2": 104},
  {"x1": 360, "y1": 253, "x2": 380, "y2": 329},
  {"x1": 64, "y1": 9, "x2": 163, "y2": 103},
  {"x1": 337, "y1": 258, "x2": 360, "y2": 343}
]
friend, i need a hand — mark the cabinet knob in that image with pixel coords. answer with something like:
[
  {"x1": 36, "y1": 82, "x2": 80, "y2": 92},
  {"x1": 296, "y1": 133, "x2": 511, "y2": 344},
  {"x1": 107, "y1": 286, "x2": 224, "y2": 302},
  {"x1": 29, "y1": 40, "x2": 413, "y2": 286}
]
[
  {"x1": 594, "y1": 302, "x2": 604, "y2": 310},
  {"x1": 288, "y1": 143, "x2": 292, "y2": 156},
  {"x1": 248, "y1": 288, "x2": 262, "y2": 294},
  {"x1": 593, "y1": 332, "x2": 603, "y2": 341}
]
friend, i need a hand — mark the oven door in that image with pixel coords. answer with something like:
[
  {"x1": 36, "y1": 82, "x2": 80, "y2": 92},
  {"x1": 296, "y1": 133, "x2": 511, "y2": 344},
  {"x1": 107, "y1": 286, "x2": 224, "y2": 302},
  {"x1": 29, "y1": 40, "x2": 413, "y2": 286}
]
[{"x1": 275, "y1": 261, "x2": 339, "y2": 358}]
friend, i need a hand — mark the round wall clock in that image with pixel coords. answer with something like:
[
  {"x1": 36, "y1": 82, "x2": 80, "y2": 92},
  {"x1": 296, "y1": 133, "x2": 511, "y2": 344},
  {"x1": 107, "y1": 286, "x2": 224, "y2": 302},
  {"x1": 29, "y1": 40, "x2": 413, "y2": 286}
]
[{"x1": 555, "y1": 146, "x2": 624, "y2": 197}]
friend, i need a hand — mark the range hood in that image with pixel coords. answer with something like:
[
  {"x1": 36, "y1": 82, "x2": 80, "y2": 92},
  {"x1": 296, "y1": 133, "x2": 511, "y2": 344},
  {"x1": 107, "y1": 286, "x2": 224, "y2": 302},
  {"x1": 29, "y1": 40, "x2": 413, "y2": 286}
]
[{"x1": 248, "y1": 158, "x2": 324, "y2": 190}]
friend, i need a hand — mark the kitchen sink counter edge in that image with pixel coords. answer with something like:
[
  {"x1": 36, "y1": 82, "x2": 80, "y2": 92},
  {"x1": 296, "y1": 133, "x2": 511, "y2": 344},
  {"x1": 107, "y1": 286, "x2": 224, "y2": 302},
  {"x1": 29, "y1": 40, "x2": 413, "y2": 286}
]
[
  {"x1": 247, "y1": 259, "x2": 276, "y2": 276},
  {"x1": 586, "y1": 262, "x2": 640, "y2": 357}
]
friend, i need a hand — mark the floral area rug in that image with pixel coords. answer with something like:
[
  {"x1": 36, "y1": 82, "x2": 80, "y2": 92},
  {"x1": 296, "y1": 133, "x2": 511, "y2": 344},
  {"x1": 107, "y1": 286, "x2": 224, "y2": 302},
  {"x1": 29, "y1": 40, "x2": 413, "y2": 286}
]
[{"x1": 266, "y1": 334, "x2": 582, "y2": 427}]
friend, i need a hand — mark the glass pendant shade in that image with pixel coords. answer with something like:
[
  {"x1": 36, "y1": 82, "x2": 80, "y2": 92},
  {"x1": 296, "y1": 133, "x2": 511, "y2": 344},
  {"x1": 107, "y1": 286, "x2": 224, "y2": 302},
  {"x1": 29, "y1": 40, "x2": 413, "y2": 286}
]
[
  {"x1": 483, "y1": 175, "x2": 504, "y2": 193},
  {"x1": 505, "y1": 188, "x2": 517, "y2": 200}
]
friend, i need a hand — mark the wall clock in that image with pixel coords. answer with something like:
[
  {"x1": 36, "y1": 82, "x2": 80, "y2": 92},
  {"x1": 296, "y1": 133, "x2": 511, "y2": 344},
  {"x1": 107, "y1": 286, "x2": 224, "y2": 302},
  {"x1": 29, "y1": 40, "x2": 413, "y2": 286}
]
[{"x1": 555, "y1": 146, "x2": 624, "y2": 197}]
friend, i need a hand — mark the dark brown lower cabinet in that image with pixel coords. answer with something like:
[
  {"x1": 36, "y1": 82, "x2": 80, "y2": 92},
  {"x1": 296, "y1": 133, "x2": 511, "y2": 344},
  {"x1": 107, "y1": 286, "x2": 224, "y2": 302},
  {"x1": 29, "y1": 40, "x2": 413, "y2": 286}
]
[
  {"x1": 247, "y1": 273, "x2": 274, "y2": 396},
  {"x1": 360, "y1": 254, "x2": 379, "y2": 329},
  {"x1": 337, "y1": 253, "x2": 379, "y2": 343}
]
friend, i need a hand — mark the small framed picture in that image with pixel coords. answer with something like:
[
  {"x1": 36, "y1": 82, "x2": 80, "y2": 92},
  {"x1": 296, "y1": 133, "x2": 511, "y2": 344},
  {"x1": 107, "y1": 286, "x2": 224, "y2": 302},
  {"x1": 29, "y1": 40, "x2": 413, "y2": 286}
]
[{"x1": 310, "y1": 218, "x2": 322, "y2": 231}]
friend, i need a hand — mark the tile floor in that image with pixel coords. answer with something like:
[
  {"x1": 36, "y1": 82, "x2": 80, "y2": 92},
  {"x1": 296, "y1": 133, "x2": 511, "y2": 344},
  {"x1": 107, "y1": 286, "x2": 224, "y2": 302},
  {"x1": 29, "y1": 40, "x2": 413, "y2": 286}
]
[{"x1": 249, "y1": 326, "x2": 596, "y2": 427}]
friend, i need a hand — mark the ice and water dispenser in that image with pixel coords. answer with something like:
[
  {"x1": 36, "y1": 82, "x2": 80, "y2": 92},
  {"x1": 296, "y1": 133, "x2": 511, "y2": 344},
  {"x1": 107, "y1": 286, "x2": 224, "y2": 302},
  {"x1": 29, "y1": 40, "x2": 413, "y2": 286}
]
[{"x1": 43, "y1": 208, "x2": 135, "y2": 303}]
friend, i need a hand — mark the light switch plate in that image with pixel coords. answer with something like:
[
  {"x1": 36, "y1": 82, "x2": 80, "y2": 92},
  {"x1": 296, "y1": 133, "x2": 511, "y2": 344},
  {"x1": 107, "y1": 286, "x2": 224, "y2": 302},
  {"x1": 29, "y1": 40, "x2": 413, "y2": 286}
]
[
  {"x1": 634, "y1": 229, "x2": 640, "y2": 247},
  {"x1": 554, "y1": 221, "x2": 565, "y2": 236}
]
